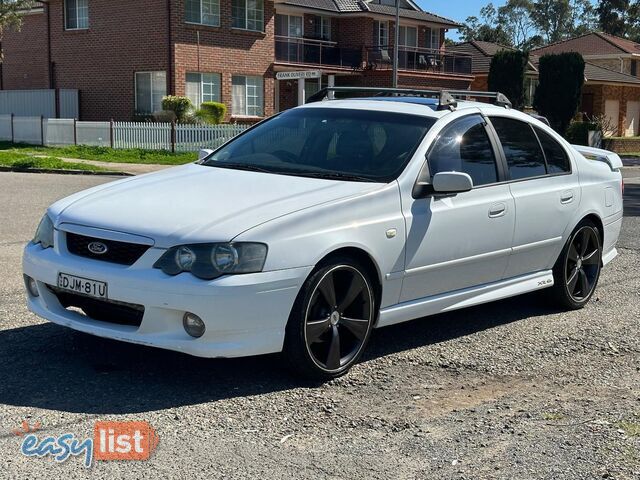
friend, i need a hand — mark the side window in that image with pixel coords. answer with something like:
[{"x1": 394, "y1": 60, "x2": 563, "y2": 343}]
[
  {"x1": 428, "y1": 115, "x2": 498, "y2": 187},
  {"x1": 535, "y1": 127, "x2": 571, "y2": 174},
  {"x1": 491, "y1": 117, "x2": 546, "y2": 180}
]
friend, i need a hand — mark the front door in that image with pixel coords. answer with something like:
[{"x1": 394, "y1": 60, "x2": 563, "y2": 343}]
[{"x1": 400, "y1": 114, "x2": 515, "y2": 302}]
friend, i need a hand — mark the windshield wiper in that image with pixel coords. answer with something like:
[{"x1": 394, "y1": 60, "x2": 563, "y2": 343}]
[
  {"x1": 297, "y1": 172, "x2": 377, "y2": 182},
  {"x1": 207, "y1": 162, "x2": 274, "y2": 174}
]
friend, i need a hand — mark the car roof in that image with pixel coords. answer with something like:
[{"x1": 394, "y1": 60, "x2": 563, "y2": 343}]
[{"x1": 297, "y1": 97, "x2": 510, "y2": 119}]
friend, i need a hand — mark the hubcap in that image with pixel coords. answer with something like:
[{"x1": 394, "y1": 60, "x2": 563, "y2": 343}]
[
  {"x1": 304, "y1": 265, "x2": 373, "y2": 372},
  {"x1": 565, "y1": 226, "x2": 601, "y2": 301}
]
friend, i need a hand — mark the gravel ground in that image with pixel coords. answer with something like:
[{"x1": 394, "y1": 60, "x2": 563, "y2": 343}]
[{"x1": 0, "y1": 171, "x2": 638, "y2": 479}]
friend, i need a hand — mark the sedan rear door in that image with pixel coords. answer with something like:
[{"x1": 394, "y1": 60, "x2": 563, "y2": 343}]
[{"x1": 487, "y1": 117, "x2": 580, "y2": 278}]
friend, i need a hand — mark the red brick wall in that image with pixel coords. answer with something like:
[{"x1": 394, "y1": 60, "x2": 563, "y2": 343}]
[
  {"x1": 46, "y1": 0, "x2": 169, "y2": 120},
  {"x1": 2, "y1": 11, "x2": 50, "y2": 89},
  {"x1": 583, "y1": 83, "x2": 640, "y2": 136},
  {"x1": 172, "y1": 0, "x2": 276, "y2": 122}
]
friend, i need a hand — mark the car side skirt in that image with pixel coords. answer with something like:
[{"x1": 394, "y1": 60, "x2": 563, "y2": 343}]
[{"x1": 377, "y1": 270, "x2": 555, "y2": 328}]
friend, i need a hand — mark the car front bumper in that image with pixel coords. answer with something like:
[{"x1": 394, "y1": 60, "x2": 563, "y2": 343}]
[{"x1": 22, "y1": 242, "x2": 312, "y2": 358}]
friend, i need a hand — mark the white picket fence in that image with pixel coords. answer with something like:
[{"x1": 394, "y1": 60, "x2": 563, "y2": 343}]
[
  {"x1": 176, "y1": 123, "x2": 247, "y2": 152},
  {"x1": 0, "y1": 114, "x2": 249, "y2": 152},
  {"x1": 114, "y1": 122, "x2": 171, "y2": 150}
]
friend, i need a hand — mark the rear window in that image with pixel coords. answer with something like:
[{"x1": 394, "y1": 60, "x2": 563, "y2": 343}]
[
  {"x1": 535, "y1": 127, "x2": 571, "y2": 174},
  {"x1": 491, "y1": 117, "x2": 546, "y2": 180}
]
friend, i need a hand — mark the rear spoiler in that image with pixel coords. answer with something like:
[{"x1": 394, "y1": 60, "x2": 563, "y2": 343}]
[{"x1": 571, "y1": 145, "x2": 623, "y2": 171}]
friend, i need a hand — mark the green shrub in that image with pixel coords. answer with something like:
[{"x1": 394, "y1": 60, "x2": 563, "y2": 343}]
[
  {"x1": 533, "y1": 53, "x2": 585, "y2": 135},
  {"x1": 488, "y1": 50, "x2": 528, "y2": 110},
  {"x1": 565, "y1": 122, "x2": 598, "y2": 146},
  {"x1": 161, "y1": 96, "x2": 193, "y2": 123},
  {"x1": 197, "y1": 102, "x2": 227, "y2": 124}
]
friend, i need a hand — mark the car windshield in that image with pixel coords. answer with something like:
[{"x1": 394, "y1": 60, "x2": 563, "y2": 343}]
[{"x1": 203, "y1": 108, "x2": 435, "y2": 183}]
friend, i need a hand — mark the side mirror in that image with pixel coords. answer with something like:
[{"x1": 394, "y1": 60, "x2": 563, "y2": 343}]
[
  {"x1": 432, "y1": 171, "x2": 473, "y2": 194},
  {"x1": 198, "y1": 149, "x2": 215, "y2": 161}
]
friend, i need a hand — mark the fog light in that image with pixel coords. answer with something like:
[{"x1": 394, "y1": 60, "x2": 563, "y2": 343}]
[
  {"x1": 24, "y1": 275, "x2": 39, "y2": 297},
  {"x1": 183, "y1": 312, "x2": 205, "y2": 338}
]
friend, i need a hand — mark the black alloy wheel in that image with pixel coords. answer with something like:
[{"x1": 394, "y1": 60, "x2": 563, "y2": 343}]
[
  {"x1": 284, "y1": 257, "x2": 376, "y2": 379},
  {"x1": 551, "y1": 220, "x2": 602, "y2": 310}
]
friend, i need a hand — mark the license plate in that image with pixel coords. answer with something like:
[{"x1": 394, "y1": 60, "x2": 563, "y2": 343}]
[{"x1": 57, "y1": 273, "x2": 108, "y2": 300}]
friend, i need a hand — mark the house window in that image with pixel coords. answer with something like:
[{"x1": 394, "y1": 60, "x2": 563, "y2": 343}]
[
  {"x1": 524, "y1": 77, "x2": 539, "y2": 107},
  {"x1": 232, "y1": 75, "x2": 264, "y2": 116},
  {"x1": 632, "y1": 60, "x2": 638, "y2": 77},
  {"x1": 426, "y1": 27, "x2": 440, "y2": 50},
  {"x1": 186, "y1": 73, "x2": 221, "y2": 108},
  {"x1": 374, "y1": 21, "x2": 389, "y2": 47},
  {"x1": 232, "y1": 0, "x2": 264, "y2": 32},
  {"x1": 135, "y1": 72, "x2": 167, "y2": 114},
  {"x1": 314, "y1": 15, "x2": 331, "y2": 41},
  {"x1": 185, "y1": 0, "x2": 220, "y2": 27},
  {"x1": 399, "y1": 26, "x2": 418, "y2": 47},
  {"x1": 65, "y1": 0, "x2": 89, "y2": 30},
  {"x1": 275, "y1": 14, "x2": 303, "y2": 37}
]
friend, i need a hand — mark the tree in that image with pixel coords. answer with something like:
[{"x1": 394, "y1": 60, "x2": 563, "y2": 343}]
[
  {"x1": 488, "y1": 50, "x2": 529, "y2": 110},
  {"x1": 461, "y1": 4, "x2": 514, "y2": 47},
  {"x1": 597, "y1": 0, "x2": 640, "y2": 38},
  {"x1": 530, "y1": 0, "x2": 596, "y2": 43},
  {"x1": 0, "y1": 1, "x2": 38, "y2": 48},
  {"x1": 533, "y1": 53, "x2": 585, "y2": 135},
  {"x1": 496, "y1": 0, "x2": 535, "y2": 50}
]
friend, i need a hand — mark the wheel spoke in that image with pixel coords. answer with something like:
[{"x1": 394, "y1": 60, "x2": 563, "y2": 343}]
[
  {"x1": 340, "y1": 317, "x2": 369, "y2": 340},
  {"x1": 338, "y1": 275, "x2": 362, "y2": 312},
  {"x1": 326, "y1": 326, "x2": 341, "y2": 370},
  {"x1": 306, "y1": 317, "x2": 331, "y2": 343},
  {"x1": 319, "y1": 272, "x2": 337, "y2": 308},
  {"x1": 579, "y1": 270, "x2": 590, "y2": 296},
  {"x1": 568, "y1": 243, "x2": 579, "y2": 262},
  {"x1": 579, "y1": 230, "x2": 590, "y2": 257},
  {"x1": 567, "y1": 267, "x2": 579, "y2": 294},
  {"x1": 582, "y1": 248, "x2": 599, "y2": 265}
]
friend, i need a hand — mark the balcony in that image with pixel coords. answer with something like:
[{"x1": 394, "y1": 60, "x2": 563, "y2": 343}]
[
  {"x1": 274, "y1": 37, "x2": 473, "y2": 77},
  {"x1": 365, "y1": 46, "x2": 473, "y2": 76},
  {"x1": 275, "y1": 36, "x2": 363, "y2": 70}
]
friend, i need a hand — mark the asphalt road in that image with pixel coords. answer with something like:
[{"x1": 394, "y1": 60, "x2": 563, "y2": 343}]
[{"x1": 0, "y1": 171, "x2": 638, "y2": 479}]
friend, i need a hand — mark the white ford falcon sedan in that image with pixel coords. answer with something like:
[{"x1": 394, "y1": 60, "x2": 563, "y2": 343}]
[{"x1": 23, "y1": 88, "x2": 624, "y2": 379}]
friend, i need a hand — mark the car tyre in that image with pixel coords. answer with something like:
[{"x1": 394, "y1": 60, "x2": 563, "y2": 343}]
[
  {"x1": 551, "y1": 220, "x2": 602, "y2": 310},
  {"x1": 283, "y1": 255, "x2": 376, "y2": 380}
]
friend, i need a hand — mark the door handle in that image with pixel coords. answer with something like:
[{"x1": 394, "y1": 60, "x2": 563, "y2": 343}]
[
  {"x1": 560, "y1": 190, "x2": 574, "y2": 204},
  {"x1": 489, "y1": 202, "x2": 507, "y2": 218}
]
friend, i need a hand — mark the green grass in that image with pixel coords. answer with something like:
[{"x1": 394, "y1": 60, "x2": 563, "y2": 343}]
[
  {"x1": 542, "y1": 412, "x2": 565, "y2": 421},
  {"x1": 0, "y1": 142, "x2": 197, "y2": 165},
  {"x1": 617, "y1": 421, "x2": 640, "y2": 437},
  {"x1": 0, "y1": 151, "x2": 107, "y2": 172}
]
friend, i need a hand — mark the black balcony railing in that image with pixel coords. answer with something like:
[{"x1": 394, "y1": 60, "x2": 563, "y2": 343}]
[
  {"x1": 365, "y1": 46, "x2": 473, "y2": 75},
  {"x1": 275, "y1": 36, "x2": 362, "y2": 69},
  {"x1": 274, "y1": 37, "x2": 473, "y2": 75}
]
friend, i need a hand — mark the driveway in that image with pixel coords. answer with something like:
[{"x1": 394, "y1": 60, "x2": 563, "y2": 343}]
[{"x1": 0, "y1": 172, "x2": 638, "y2": 479}]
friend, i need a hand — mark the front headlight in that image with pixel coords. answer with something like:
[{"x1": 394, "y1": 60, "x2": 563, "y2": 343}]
[
  {"x1": 153, "y1": 242, "x2": 267, "y2": 280},
  {"x1": 33, "y1": 214, "x2": 54, "y2": 249}
]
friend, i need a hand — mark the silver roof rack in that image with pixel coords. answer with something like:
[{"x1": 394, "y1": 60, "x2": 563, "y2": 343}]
[{"x1": 305, "y1": 87, "x2": 512, "y2": 110}]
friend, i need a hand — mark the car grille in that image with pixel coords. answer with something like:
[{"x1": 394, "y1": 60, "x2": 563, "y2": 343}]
[
  {"x1": 48, "y1": 285, "x2": 144, "y2": 327},
  {"x1": 66, "y1": 232, "x2": 150, "y2": 266}
]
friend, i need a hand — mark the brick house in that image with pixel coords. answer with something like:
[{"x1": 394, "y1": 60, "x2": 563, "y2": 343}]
[
  {"x1": 1, "y1": 0, "x2": 473, "y2": 121},
  {"x1": 532, "y1": 32, "x2": 640, "y2": 137},
  {"x1": 447, "y1": 41, "x2": 540, "y2": 107}
]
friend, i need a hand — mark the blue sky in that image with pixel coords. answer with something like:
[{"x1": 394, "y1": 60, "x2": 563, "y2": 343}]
[{"x1": 416, "y1": 0, "x2": 508, "y2": 40}]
